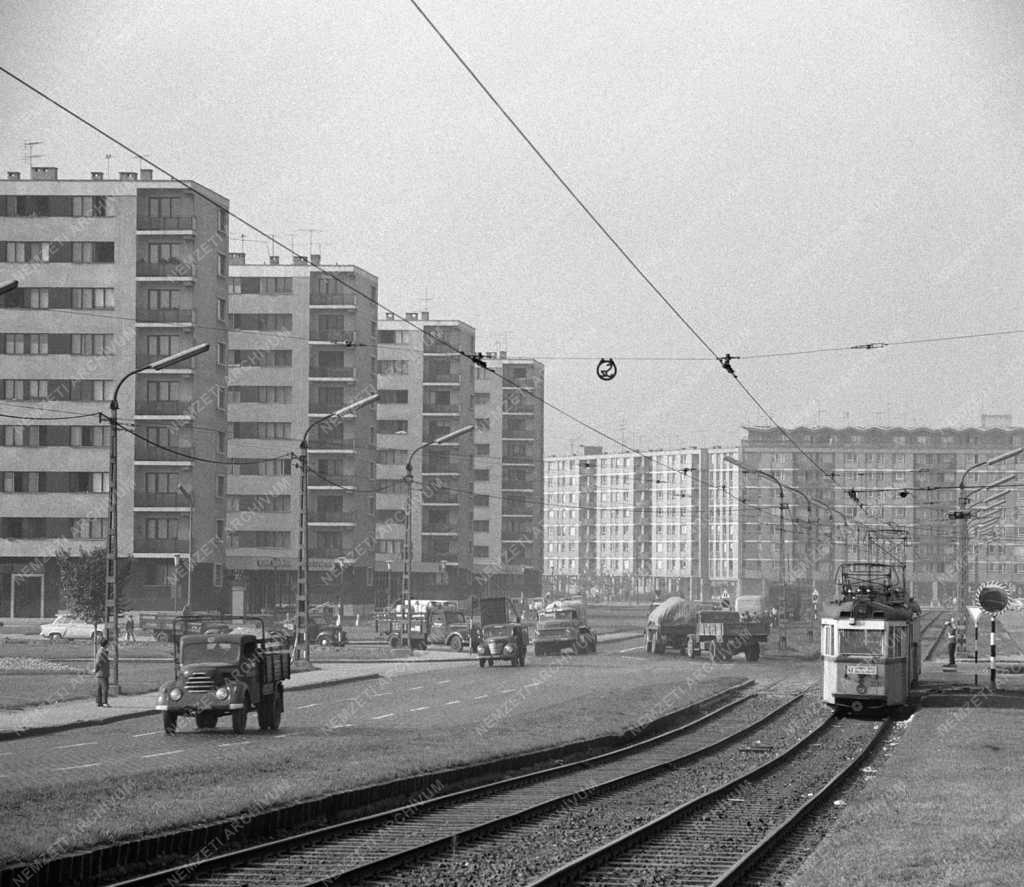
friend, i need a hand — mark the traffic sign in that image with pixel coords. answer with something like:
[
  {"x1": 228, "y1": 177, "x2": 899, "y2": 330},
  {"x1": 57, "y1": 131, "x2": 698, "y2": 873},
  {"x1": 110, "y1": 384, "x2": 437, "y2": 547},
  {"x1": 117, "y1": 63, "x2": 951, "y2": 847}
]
[{"x1": 977, "y1": 582, "x2": 1010, "y2": 614}]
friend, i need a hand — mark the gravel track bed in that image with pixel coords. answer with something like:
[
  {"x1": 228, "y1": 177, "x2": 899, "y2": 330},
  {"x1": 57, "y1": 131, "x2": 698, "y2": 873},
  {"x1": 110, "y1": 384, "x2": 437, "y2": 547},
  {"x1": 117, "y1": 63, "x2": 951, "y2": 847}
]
[
  {"x1": 350, "y1": 695, "x2": 835, "y2": 886},
  {"x1": 160, "y1": 693, "x2": 792, "y2": 887}
]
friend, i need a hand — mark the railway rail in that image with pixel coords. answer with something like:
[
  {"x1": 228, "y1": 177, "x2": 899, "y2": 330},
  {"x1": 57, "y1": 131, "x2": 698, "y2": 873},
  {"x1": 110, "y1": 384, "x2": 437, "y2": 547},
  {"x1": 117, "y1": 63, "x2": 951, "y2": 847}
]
[{"x1": 104, "y1": 687, "x2": 810, "y2": 887}]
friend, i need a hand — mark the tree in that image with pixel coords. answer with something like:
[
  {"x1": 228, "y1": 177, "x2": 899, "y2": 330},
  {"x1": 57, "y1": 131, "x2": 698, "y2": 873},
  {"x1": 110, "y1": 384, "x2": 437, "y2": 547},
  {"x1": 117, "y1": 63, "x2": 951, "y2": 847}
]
[{"x1": 55, "y1": 547, "x2": 131, "y2": 624}]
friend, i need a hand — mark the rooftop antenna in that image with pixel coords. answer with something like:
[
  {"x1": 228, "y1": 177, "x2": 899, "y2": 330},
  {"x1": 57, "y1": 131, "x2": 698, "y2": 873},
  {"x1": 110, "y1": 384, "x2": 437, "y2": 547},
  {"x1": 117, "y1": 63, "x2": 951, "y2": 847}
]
[
  {"x1": 23, "y1": 140, "x2": 43, "y2": 168},
  {"x1": 105, "y1": 153, "x2": 113, "y2": 176},
  {"x1": 421, "y1": 288, "x2": 431, "y2": 316},
  {"x1": 297, "y1": 228, "x2": 321, "y2": 258}
]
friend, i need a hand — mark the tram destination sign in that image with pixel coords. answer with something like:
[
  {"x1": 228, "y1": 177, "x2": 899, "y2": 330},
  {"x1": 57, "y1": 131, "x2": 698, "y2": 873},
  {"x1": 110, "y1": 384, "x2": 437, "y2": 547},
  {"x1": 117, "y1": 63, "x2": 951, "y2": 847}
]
[{"x1": 846, "y1": 663, "x2": 878, "y2": 676}]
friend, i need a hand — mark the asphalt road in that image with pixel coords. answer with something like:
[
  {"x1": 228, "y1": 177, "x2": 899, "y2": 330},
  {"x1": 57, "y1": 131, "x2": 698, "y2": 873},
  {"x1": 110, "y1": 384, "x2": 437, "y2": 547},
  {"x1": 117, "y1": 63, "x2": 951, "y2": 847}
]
[{"x1": 0, "y1": 635, "x2": 818, "y2": 794}]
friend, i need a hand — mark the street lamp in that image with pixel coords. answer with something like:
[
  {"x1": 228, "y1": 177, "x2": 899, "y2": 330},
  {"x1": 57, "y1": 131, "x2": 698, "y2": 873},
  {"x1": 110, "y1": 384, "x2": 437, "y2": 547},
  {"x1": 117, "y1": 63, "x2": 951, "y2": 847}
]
[
  {"x1": 0, "y1": 279, "x2": 18, "y2": 295},
  {"x1": 955, "y1": 447, "x2": 1022, "y2": 626},
  {"x1": 176, "y1": 485, "x2": 193, "y2": 611},
  {"x1": 106, "y1": 342, "x2": 209, "y2": 693},
  {"x1": 723, "y1": 455, "x2": 786, "y2": 592},
  {"x1": 294, "y1": 392, "x2": 379, "y2": 663},
  {"x1": 403, "y1": 425, "x2": 474, "y2": 645}
]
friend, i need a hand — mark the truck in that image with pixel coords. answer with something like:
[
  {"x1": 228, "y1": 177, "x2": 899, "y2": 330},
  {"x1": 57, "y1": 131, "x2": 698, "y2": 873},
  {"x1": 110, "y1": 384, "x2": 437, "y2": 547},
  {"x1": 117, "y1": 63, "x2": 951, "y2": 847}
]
[
  {"x1": 154, "y1": 616, "x2": 290, "y2": 735},
  {"x1": 533, "y1": 599, "x2": 596, "y2": 656},
  {"x1": 375, "y1": 600, "x2": 473, "y2": 651},
  {"x1": 139, "y1": 610, "x2": 226, "y2": 642},
  {"x1": 645, "y1": 596, "x2": 768, "y2": 661}
]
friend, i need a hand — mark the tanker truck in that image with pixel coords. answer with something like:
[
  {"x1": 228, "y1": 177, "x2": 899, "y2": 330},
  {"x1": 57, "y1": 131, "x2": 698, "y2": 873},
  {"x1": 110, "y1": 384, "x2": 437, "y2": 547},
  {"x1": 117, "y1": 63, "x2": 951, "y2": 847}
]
[{"x1": 645, "y1": 596, "x2": 768, "y2": 661}]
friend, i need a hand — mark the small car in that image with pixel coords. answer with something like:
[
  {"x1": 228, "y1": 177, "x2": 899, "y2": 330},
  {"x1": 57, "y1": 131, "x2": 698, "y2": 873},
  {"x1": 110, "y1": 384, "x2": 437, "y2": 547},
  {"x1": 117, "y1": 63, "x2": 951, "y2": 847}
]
[
  {"x1": 477, "y1": 622, "x2": 528, "y2": 667},
  {"x1": 39, "y1": 613, "x2": 103, "y2": 641}
]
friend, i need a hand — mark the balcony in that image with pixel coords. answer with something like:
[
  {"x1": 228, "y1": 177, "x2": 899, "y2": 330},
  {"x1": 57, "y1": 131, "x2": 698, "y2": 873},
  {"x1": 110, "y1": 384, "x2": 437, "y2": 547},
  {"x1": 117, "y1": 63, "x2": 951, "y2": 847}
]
[
  {"x1": 308, "y1": 512, "x2": 357, "y2": 524},
  {"x1": 310, "y1": 292, "x2": 356, "y2": 306},
  {"x1": 423, "y1": 373, "x2": 461, "y2": 384},
  {"x1": 136, "y1": 307, "x2": 195, "y2": 325},
  {"x1": 423, "y1": 524, "x2": 458, "y2": 534},
  {"x1": 136, "y1": 260, "x2": 194, "y2": 278},
  {"x1": 306, "y1": 436, "x2": 355, "y2": 452},
  {"x1": 134, "y1": 401, "x2": 193, "y2": 416},
  {"x1": 137, "y1": 215, "x2": 196, "y2": 231},
  {"x1": 309, "y1": 365, "x2": 355, "y2": 379}
]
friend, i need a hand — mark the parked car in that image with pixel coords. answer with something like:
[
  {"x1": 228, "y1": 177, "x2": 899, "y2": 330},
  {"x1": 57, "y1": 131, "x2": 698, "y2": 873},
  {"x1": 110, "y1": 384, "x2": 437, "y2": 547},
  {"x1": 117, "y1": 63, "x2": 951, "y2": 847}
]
[
  {"x1": 477, "y1": 622, "x2": 528, "y2": 667},
  {"x1": 39, "y1": 613, "x2": 103, "y2": 641}
]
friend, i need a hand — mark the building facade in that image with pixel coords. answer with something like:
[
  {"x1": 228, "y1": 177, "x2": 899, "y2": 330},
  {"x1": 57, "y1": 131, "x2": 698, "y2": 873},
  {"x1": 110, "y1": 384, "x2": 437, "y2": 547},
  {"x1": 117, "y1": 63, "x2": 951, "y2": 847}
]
[
  {"x1": 0, "y1": 165, "x2": 230, "y2": 618},
  {"x1": 738, "y1": 425, "x2": 1024, "y2": 602},
  {"x1": 225, "y1": 255, "x2": 378, "y2": 613},
  {"x1": 543, "y1": 446, "x2": 738, "y2": 601},
  {"x1": 472, "y1": 354, "x2": 545, "y2": 601}
]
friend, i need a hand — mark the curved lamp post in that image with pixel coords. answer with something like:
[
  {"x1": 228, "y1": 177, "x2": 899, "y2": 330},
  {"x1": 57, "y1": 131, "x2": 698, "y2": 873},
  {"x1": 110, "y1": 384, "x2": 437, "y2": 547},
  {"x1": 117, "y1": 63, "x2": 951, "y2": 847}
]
[
  {"x1": 106, "y1": 342, "x2": 209, "y2": 693},
  {"x1": 294, "y1": 392, "x2": 379, "y2": 662},
  {"x1": 403, "y1": 425, "x2": 474, "y2": 644},
  {"x1": 954, "y1": 447, "x2": 1021, "y2": 626},
  {"x1": 723, "y1": 455, "x2": 786, "y2": 591}
]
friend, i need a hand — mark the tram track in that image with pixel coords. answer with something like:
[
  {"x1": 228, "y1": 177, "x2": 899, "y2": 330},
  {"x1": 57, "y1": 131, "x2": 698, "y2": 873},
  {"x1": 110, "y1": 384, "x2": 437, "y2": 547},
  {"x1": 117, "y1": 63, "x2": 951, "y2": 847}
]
[{"x1": 103, "y1": 687, "x2": 809, "y2": 887}]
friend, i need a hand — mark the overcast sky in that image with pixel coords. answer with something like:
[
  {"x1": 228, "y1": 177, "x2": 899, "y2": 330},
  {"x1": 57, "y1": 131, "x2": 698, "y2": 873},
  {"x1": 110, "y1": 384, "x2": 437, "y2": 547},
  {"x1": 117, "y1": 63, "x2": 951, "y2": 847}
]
[{"x1": 4, "y1": 1, "x2": 1023, "y2": 454}]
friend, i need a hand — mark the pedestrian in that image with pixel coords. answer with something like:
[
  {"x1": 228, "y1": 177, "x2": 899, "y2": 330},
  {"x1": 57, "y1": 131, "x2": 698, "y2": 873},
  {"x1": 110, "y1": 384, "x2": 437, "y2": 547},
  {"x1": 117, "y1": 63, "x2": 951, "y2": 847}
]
[
  {"x1": 945, "y1": 619, "x2": 957, "y2": 667},
  {"x1": 124, "y1": 614, "x2": 135, "y2": 643},
  {"x1": 94, "y1": 638, "x2": 110, "y2": 707}
]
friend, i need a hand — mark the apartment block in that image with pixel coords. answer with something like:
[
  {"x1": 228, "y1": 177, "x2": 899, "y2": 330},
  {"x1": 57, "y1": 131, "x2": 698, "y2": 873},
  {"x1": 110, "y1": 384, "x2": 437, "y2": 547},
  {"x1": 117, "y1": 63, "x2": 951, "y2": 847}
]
[
  {"x1": 543, "y1": 446, "x2": 738, "y2": 601},
  {"x1": 472, "y1": 353, "x2": 544, "y2": 601},
  {"x1": 0, "y1": 166, "x2": 229, "y2": 618},
  {"x1": 225, "y1": 255, "x2": 378, "y2": 612},
  {"x1": 375, "y1": 312, "x2": 475, "y2": 601},
  {"x1": 739, "y1": 424, "x2": 1024, "y2": 601}
]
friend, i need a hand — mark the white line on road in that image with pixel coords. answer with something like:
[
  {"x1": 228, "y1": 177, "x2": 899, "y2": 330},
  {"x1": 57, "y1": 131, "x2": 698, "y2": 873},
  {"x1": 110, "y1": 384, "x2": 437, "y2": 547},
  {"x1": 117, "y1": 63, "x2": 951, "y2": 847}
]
[
  {"x1": 329, "y1": 724, "x2": 353, "y2": 729},
  {"x1": 437, "y1": 679, "x2": 451, "y2": 684},
  {"x1": 0, "y1": 751, "x2": 13, "y2": 756},
  {"x1": 408, "y1": 686, "x2": 424, "y2": 691},
  {"x1": 472, "y1": 695, "x2": 488, "y2": 700},
  {"x1": 371, "y1": 713, "x2": 395, "y2": 720},
  {"x1": 296, "y1": 703, "x2": 321, "y2": 709},
  {"x1": 444, "y1": 700, "x2": 461, "y2": 705},
  {"x1": 142, "y1": 750, "x2": 184, "y2": 759},
  {"x1": 524, "y1": 682, "x2": 540, "y2": 688},
  {"x1": 410, "y1": 706, "x2": 429, "y2": 712},
  {"x1": 622, "y1": 655, "x2": 648, "y2": 661},
  {"x1": 55, "y1": 741, "x2": 98, "y2": 750},
  {"x1": 54, "y1": 762, "x2": 101, "y2": 771},
  {"x1": 217, "y1": 742, "x2": 250, "y2": 747},
  {"x1": 132, "y1": 731, "x2": 160, "y2": 738},
  {"x1": 501, "y1": 689, "x2": 516, "y2": 694},
  {"x1": 619, "y1": 645, "x2": 644, "y2": 653}
]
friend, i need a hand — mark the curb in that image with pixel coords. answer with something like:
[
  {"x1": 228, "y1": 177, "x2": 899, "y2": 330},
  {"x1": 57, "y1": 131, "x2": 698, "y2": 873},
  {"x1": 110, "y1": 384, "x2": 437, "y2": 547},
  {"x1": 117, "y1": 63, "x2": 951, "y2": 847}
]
[{"x1": 0, "y1": 672, "x2": 382, "y2": 742}]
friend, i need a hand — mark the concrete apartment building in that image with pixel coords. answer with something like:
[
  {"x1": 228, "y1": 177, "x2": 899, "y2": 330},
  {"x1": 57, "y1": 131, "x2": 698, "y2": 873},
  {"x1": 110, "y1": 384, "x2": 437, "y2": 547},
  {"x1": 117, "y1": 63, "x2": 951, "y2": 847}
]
[
  {"x1": 543, "y1": 446, "x2": 738, "y2": 601},
  {"x1": 472, "y1": 354, "x2": 545, "y2": 601},
  {"x1": 738, "y1": 423, "x2": 1024, "y2": 602},
  {"x1": 375, "y1": 312, "x2": 475, "y2": 603},
  {"x1": 225, "y1": 255, "x2": 378, "y2": 612},
  {"x1": 0, "y1": 165, "x2": 229, "y2": 618}
]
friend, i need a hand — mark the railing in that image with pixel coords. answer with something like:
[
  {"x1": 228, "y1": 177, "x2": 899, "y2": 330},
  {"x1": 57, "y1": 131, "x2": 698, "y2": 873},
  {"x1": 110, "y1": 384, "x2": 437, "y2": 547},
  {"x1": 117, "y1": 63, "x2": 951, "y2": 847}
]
[
  {"x1": 136, "y1": 306, "x2": 195, "y2": 324},
  {"x1": 423, "y1": 373, "x2": 461, "y2": 384},
  {"x1": 135, "y1": 442, "x2": 193, "y2": 461},
  {"x1": 133, "y1": 538, "x2": 186, "y2": 554},
  {"x1": 136, "y1": 260, "x2": 194, "y2": 277},
  {"x1": 309, "y1": 292, "x2": 356, "y2": 306},
  {"x1": 308, "y1": 512, "x2": 357, "y2": 524},
  {"x1": 308, "y1": 365, "x2": 355, "y2": 379},
  {"x1": 306, "y1": 436, "x2": 355, "y2": 451},
  {"x1": 137, "y1": 215, "x2": 196, "y2": 231},
  {"x1": 134, "y1": 401, "x2": 193, "y2": 416},
  {"x1": 134, "y1": 491, "x2": 188, "y2": 507}
]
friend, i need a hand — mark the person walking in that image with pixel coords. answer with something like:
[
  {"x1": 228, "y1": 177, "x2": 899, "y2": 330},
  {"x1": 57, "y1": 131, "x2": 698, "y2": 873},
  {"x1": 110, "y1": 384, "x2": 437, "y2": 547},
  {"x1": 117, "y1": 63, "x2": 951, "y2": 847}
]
[
  {"x1": 94, "y1": 638, "x2": 111, "y2": 707},
  {"x1": 945, "y1": 619, "x2": 957, "y2": 667},
  {"x1": 124, "y1": 614, "x2": 135, "y2": 644}
]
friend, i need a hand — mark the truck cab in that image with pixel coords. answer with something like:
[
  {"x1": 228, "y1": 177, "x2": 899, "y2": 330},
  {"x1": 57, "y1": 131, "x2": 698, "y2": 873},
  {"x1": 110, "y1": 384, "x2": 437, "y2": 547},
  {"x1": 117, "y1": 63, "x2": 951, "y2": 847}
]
[
  {"x1": 155, "y1": 619, "x2": 290, "y2": 735},
  {"x1": 533, "y1": 600, "x2": 597, "y2": 656}
]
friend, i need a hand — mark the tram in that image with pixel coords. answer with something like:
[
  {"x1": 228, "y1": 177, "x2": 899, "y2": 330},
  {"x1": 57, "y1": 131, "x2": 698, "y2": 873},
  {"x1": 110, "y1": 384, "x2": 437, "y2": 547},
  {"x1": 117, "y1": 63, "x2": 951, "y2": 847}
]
[{"x1": 821, "y1": 562, "x2": 921, "y2": 713}]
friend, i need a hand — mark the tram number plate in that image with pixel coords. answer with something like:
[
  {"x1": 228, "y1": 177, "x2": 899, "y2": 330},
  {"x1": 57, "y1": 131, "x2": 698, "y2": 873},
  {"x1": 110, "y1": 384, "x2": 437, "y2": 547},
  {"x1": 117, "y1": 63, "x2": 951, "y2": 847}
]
[{"x1": 846, "y1": 664, "x2": 877, "y2": 676}]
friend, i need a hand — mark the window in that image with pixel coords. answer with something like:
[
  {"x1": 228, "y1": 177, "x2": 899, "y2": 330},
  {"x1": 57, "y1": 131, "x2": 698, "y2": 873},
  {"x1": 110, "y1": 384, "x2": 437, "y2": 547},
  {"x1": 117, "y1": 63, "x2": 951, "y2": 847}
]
[
  {"x1": 146, "y1": 380, "x2": 180, "y2": 402},
  {"x1": 227, "y1": 386, "x2": 292, "y2": 404},
  {"x1": 378, "y1": 330, "x2": 412, "y2": 345},
  {"x1": 230, "y1": 422, "x2": 292, "y2": 439},
  {"x1": 147, "y1": 289, "x2": 179, "y2": 310},
  {"x1": 838, "y1": 628, "x2": 884, "y2": 657},
  {"x1": 474, "y1": 469, "x2": 490, "y2": 481},
  {"x1": 473, "y1": 520, "x2": 489, "y2": 532},
  {"x1": 476, "y1": 444, "x2": 490, "y2": 456},
  {"x1": 475, "y1": 418, "x2": 490, "y2": 432},
  {"x1": 216, "y1": 475, "x2": 226, "y2": 497},
  {"x1": 213, "y1": 563, "x2": 223, "y2": 588},
  {"x1": 228, "y1": 349, "x2": 292, "y2": 367},
  {"x1": 217, "y1": 298, "x2": 226, "y2": 321},
  {"x1": 377, "y1": 389, "x2": 409, "y2": 404},
  {"x1": 377, "y1": 419, "x2": 408, "y2": 435},
  {"x1": 218, "y1": 254, "x2": 227, "y2": 277},
  {"x1": 146, "y1": 334, "x2": 179, "y2": 357},
  {"x1": 145, "y1": 518, "x2": 180, "y2": 539},
  {"x1": 377, "y1": 360, "x2": 409, "y2": 376},
  {"x1": 474, "y1": 545, "x2": 490, "y2": 557},
  {"x1": 474, "y1": 495, "x2": 489, "y2": 506},
  {"x1": 228, "y1": 313, "x2": 292, "y2": 331},
  {"x1": 71, "y1": 334, "x2": 114, "y2": 355}
]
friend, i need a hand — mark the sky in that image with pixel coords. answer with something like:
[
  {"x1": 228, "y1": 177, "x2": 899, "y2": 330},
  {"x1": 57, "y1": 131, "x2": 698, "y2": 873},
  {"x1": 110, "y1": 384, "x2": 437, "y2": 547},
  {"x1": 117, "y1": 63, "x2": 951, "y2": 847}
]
[{"x1": 3, "y1": 0, "x2": 1023, "y2": 455}]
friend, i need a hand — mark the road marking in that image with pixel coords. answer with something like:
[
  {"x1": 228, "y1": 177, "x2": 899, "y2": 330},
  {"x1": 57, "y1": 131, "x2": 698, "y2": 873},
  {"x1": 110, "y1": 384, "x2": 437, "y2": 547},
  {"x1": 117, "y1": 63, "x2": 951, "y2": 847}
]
[
  {"x1": 54, "y1": 762, "x2": 101, "y2": 771},
  {"x1": 0, "y1": 751, "x2": 13, "y2": 756},
  {"x1": 444, "y1": 700, "x2": 461, "y2": 706},
  {"x1": 410, "y1": 706, "x2": 429, "y2": 712},
  {"x1": 408, "y1": 686, "x2": 424, "y2": 691},
  {"x1": 142, "y1": 750, "x2": 184, "y2": 759},
  {"x1": 296, "y1": 703, "x2": 321, "y2": 709},
  {"x1": 622, "y1": 655, "x2": 647, "y2": 661},
  {"x1": 371, "y1": 713, "x2": 395, "y2": 720},
  {"x1": 55, "y1": 741, "x2": 98, "y2": 750},
  {"x1": 329, "y1": 724, "x2": 353, "y2": 729},
  {"x1": 437, "y1": 679, "x2": 451, "y2": 685},
  {"x1": 132, "y1": 731, "x2": 160, "y2": 738},
  {"x1": 501, "y1": 688, "x2": 516, "y2": 694},
  {"x1": 620, "y1": 645, "x2": 644, "y2": 653},
  {"x1": 472, "y1": 694, "x2": 488, "y2": 700},
  {"x1": 217, "y1": 742, "x2": 250, "y2": 747},
  {"x1": 524, "y1": 682, "x2": 540, "y2": 688}
]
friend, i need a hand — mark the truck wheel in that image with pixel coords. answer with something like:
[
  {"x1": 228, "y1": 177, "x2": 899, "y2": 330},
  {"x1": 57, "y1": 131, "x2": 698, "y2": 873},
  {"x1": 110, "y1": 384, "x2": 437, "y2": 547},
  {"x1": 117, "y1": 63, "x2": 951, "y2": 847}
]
[
  {"x1": 163, "y1": 712, "x2": 177, "y2": 735},
  {"x1": 447, "y1": 635, "x2": 463, "y2": 652},
  {"x1": 257, "y1": 698, "x2": 270, "y2": 730},
  {"x1": 155, "y1": 631, "x2": 170, "y2": 643},
  {"x1": 710, "y1": 639, "x2": 730, "y2": 662},
  {"x1": 231, "y1": 704, "x2": 248, "y2": 735},
  {"x1": 746, "y1": 641, "x2": 760, "y2": 662},
  {"x1": 270, "y1": 689, "x2": 283, "y2": 730},
  {"x1": 196, "y1": 711, "x2": 217, "y2": 729}
]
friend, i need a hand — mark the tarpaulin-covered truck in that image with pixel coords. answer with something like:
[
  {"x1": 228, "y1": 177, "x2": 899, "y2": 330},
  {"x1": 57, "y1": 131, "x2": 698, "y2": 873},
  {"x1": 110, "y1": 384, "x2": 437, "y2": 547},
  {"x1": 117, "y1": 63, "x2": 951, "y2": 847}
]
[
  {"x1": 645, "y1": 596, "x2": 768, "y2": 661},
  {"x1": 155, "y1": 617, "x2": 290, "y2": 734}
]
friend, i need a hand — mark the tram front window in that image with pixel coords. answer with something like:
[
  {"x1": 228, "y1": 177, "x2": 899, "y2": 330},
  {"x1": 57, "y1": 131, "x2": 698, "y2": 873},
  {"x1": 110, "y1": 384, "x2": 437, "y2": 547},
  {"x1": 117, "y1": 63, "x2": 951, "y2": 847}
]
[{"x1": 839, "y1": 628, "x2": 884, "y2": 657}]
